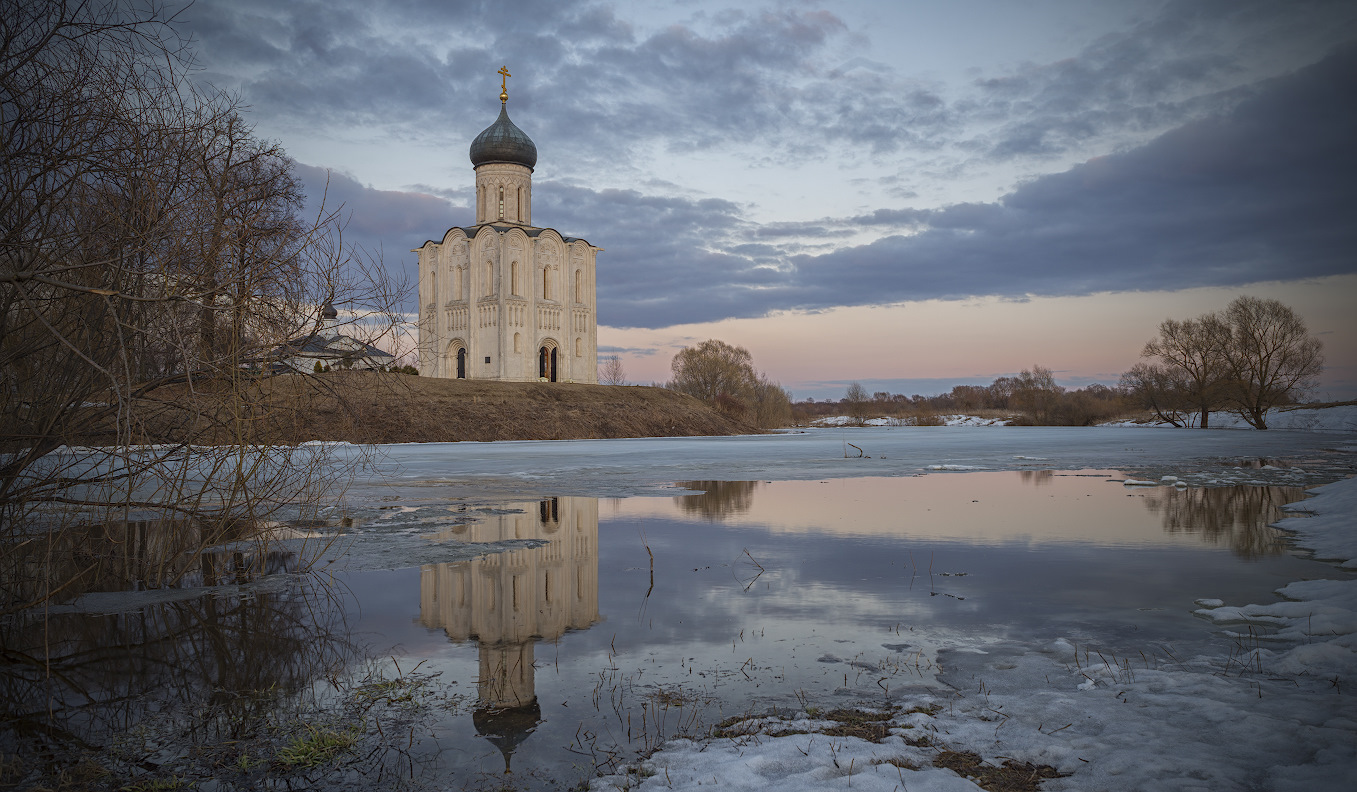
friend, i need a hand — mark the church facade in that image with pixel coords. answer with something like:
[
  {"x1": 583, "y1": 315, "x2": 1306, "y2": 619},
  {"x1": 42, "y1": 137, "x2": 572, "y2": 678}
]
[{"x1": 415, "y1": 71, "x2": 600, "y2": 383}]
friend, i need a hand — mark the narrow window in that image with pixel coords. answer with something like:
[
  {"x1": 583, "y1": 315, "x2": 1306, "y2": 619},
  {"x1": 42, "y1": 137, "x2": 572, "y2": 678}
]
[
  {"x1": 543, "y1": 267, "x2": 551, "y2": 300},
  {"x1": 575, "y1": 269, "x2": 582, "y2": 301},
  {"x1": 514, "y1": 332, "x2": 521, "y2": 353},
  {"x1": 511, "y1": 261, "x2": 519, "y2": 295},
  {"x1": 575, "y1": 337, "x2": 582, "y2": 357},
  {"x1": 485, "y1": 261, "x2": 492, "y2": 295},
  {"x1": 498, "y1": 187, "x2": 504, "y2": 220},
  {"x1": 430, "y1": 271, "x2": 437, "y2": 304}
]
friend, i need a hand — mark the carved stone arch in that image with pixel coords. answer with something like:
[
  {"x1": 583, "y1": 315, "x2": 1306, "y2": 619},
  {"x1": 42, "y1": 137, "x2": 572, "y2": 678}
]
[
  {"x1": 537, "y1": 338, "x2": 559, "y2": 382},
  {"x1": 447, "y1": 339, "x2": 468, "y2": 379}
]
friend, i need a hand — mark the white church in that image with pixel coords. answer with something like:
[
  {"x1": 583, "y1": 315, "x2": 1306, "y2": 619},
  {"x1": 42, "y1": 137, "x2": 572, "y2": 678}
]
[{"x1": 415, "y1": 69, "x2": 600, "y2": 383}]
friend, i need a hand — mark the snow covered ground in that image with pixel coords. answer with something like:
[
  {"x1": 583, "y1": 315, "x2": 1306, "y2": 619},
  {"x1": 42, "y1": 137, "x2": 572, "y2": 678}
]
[
  {"x1": 1103, "y1": 404, "x2": 1357, "y2": 431},
  {"x1": 589, "y1": 474, "x2": 1357, "y2": 791},
  {"x1": 817, "y1": 404, "x2": 1357, "y2": 431},
  {"x1": 814, "y1": 414, "x2": 1010, "y2": 427}
]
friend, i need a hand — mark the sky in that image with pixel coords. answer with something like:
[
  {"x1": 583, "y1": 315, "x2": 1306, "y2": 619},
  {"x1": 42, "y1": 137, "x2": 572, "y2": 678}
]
[{"x1": 178, "y1": 0, "x2": 1357, "y2": 399}]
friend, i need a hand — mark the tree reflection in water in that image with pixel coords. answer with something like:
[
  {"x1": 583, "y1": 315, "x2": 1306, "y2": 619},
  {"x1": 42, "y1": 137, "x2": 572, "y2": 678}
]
[
  {"x1": 673, "y1": 481, "x2": 761, "y2": 519},
  {"x1": 1018, "y1": 470, "x2": 1055, "y2": 486},
  {"x1": 1142, "y1": 485, "x2": 1305, "y2": 558},
  {"x1": 0, "y1": 538, "x2": 357, "y2": 787}
]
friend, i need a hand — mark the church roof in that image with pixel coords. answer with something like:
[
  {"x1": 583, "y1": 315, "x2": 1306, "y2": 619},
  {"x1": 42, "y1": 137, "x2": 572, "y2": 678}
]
[
  {"x1": 469, "y1": 103, "x2": 537, "y2": 170},
  {"x1": 273, "y1": 332, "x2": 394, "y2": 361},
  {"x1": 413, "y1": 224, "x2": 595, "y2": 250}
]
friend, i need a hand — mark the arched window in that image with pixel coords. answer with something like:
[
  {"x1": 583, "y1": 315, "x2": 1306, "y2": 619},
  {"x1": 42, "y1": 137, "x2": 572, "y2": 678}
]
[
  {"x1": 543, "y1": 266, "x2": 552, "y2": 300},
  {"x1": 510, "y1": 261, "x2": 519, "y2": 295},
  {"x1": 513, "y1": 332, "x2": 521, "y2": 353},
  {"x1": 456, "y1": 347, "x2": 467, "y2": 378},
  {"x1": 454, "y1": 266, "x2": 462, "y2": 300},
  {"x1": 574, "y1": 269, "x2": 582, "y2": 302},
  {"x1": 485, "y1": 261, "x2": 493, "y2": 295},
  {"x1": 575, "y1": 337, "x2": 582, "y2": 357},
  {"x1": 498, "y1": 187, "x2": 504, "y2": 220},
  {"x1": 430, "y1": 270, "x2": 437, "y2": 305}
]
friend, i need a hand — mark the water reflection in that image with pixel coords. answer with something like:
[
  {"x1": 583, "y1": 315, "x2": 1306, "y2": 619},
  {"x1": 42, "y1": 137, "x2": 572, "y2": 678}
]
[
  {"x1": 1142, "y1": 485, "x2": 1303, "y2": 558},
  {"x1": 0, "y1": 573, "x2": 354, "y2": 763},
  {"x1": 2, "y1": 517, "x2": 303, "y2": 612},
  {"x1": 673, "y1": 481, "x2": 761, "y2": 520},
  {"x1": 1018, "y1": 470, "x2": 1055, "y2": 486},
  {"x1": 419, "y1": 497, "x2": 600, "y2": 772},
  {"x1": 622, "y1": 474, "x2": 1306, "y2": 557}
]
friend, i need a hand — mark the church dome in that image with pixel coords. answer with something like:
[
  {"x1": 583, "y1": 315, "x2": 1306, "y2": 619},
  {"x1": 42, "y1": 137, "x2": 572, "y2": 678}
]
[{"x1": 469, "y1": 104, "x2": 537, "y2": 170}]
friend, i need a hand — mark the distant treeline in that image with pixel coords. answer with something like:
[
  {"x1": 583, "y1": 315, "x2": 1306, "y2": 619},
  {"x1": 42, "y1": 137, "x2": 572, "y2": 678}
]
[{"x1": 793, "y1": 366, "x2": 1131, "y2": 426}]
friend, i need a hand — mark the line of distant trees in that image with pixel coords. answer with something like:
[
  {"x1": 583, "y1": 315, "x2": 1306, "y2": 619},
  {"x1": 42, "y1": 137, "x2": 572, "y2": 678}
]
[
  {"x1": 791, "y1": 296, "x2": 1324, "y2": 429},
  {"x1": 799, "y1": 366, "x2": 1131, "y2": 427}
]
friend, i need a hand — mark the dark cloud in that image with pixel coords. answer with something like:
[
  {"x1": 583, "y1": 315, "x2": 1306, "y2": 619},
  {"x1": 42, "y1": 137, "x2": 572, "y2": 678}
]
[
  {"x1": 778, "y1": 46, "x2": 1357, "y2": 314},
  {"x1": 967, "y1": 0, "x2": 1357, "y2": 162},
  {"x1": 590, "y1": 45, "x2": 1357, "y2": 328},
  {"x1": 188, "y1": 0, "x2": 1357, "y2": 185},
  {"x1": 293, "y1": 164, "x2": 464, "y2": 274}
]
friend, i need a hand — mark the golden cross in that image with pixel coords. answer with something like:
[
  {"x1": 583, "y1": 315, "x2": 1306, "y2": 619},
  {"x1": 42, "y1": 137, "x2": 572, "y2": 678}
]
[{"x1": 498, "y1": 65, "x2": 511, "y2": 103}]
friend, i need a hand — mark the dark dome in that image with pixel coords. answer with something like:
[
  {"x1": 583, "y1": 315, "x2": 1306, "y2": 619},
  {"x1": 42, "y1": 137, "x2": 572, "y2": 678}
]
[{"x1": 469, "y1": 104, "x2": 537, "y2": 170}]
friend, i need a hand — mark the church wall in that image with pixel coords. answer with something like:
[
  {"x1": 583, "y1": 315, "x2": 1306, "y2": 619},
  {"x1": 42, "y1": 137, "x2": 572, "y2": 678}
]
[{"x1": 416, "y1": 102, "x2": 598, "y2": 383}]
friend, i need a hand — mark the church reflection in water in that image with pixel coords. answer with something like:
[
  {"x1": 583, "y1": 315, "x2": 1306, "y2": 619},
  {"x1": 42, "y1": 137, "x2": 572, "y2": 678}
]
[{"x1": 419, "y1": 497, "x2": 600, "y2": 772}]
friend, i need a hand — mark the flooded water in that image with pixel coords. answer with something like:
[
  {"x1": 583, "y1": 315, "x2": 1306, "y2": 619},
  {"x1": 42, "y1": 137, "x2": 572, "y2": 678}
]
[{"x1": 3, "y1": 471, "x2": 1348, "y2": 791}]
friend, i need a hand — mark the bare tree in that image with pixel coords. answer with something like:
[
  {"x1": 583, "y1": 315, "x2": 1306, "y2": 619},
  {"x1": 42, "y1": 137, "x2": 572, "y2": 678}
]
[
  {"x1": 1120, "y1": 361, "x2": 1192, "y2": 426},
  {"x1": 1011, "y1": 365, "x2": 1065, "y2": 425},
  {"x1": 751, "y1": 374, "x2": 792, "y2": 428},
  {"x1": 1141, "y1": 314, "x2": 1231, "y2": 427},
  {"x1": 668, "y1": 339, "x2": 758, "y2": 410},
  {"x1": 1220, "y1": 296, "x2": 1323, "y2": 429},
  {"x1": 598, "y1": 355, "x2": 626, "y2": 385},
  {"x1": 668, "y1": 339, "x2": 790, "y2": 428},
  {"x1": 0, "y1": 0, "x2": 405, "y2": 613},
  {"x1": 843, "y1": 381, "x2": 869, "y2": 425},
  {"x1": 1129, "y1": 297, "x2": 1323, "y2": 430}
]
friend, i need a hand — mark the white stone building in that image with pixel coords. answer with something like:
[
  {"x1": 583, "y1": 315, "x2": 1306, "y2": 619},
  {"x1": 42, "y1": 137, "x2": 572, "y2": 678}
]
[
  {"x1": 415, "y1": 73, "x2": 600, "y2": 382},
  {"x1": 272, "y1": 301, "x2": 395, "y2": 372}
]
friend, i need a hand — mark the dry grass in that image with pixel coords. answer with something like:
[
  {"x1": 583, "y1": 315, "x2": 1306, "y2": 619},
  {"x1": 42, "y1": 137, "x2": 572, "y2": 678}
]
[
  {"x1": 82, "y1": 371, "x2": 755, "y2": 445},
  {"x1": 933, "y1": 750, "x2": 1068, "y2": 792}
]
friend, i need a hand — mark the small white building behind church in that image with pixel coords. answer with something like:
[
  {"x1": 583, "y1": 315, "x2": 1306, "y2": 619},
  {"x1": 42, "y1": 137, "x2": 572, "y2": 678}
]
[{"x1": 415, "y1": 72, "x2": 600, "y2": 383}]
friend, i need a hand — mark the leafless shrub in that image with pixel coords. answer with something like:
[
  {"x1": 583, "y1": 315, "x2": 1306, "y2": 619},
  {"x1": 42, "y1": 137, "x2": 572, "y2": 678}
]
[
  {"x1": 667, "y1": 339, "x2": 789, "y2": 428},
  {"x1": 599, "y1": 355, "x2": 627, "y2": 385}
]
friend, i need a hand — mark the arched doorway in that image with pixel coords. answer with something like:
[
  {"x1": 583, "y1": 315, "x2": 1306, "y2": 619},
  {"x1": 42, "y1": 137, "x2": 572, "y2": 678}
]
[
  {"x1": 538, "y1": 345, "x2": 557, "y2": 382},
  {"x1": 456, "y1": 347, "x2": 467, "y2": 378}
]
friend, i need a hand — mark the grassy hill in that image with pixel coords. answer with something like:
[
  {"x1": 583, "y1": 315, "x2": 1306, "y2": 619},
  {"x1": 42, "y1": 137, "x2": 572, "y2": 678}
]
[{"x1": 124, "y1": 371, "x2": 754, "y2": 445}]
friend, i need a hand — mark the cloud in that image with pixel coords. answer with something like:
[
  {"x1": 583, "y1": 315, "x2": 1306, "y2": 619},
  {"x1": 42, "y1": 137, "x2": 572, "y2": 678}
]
[
  {"x1": 293, "y1": 164, "x2": 463, "y2": 273},
  {"x1": 586, "y1": 44, "x2": 1357, "y2": 328},
  {"x1": 294, "y1": 43, "x2": 1357, "y2": 330},
  {"x1": 252, "y1": 6, "x2": 1357, "y2": 329}
]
